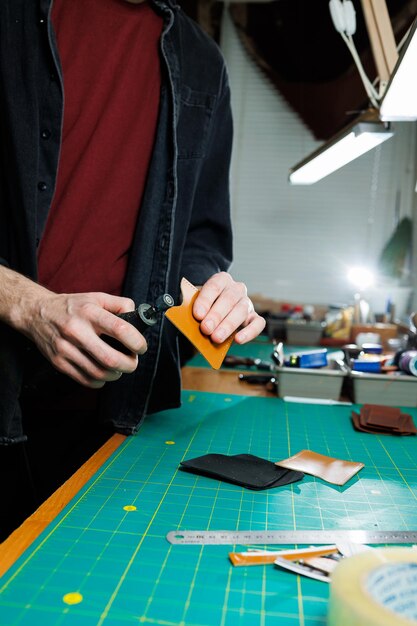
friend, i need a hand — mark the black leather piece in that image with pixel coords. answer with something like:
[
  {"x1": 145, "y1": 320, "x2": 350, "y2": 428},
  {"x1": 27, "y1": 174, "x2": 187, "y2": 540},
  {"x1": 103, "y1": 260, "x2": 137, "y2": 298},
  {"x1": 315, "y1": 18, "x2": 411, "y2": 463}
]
[{"x1": 180, "y1": 453, "x2": 304, "y2": 490}]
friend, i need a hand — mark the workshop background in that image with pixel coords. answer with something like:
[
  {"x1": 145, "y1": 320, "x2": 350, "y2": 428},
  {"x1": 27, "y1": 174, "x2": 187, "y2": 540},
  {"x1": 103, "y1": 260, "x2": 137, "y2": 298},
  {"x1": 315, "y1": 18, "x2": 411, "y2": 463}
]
[{"x1": 180, "y1": 0, "x2": 417, "y2": 317}]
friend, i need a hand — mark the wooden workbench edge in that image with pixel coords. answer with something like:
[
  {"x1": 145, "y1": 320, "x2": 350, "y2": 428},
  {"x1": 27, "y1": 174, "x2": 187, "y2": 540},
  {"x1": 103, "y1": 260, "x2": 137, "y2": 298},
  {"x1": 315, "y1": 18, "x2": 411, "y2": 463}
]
[{"x1": 0, "y1": 433, "x2": 126, "y2": 578}]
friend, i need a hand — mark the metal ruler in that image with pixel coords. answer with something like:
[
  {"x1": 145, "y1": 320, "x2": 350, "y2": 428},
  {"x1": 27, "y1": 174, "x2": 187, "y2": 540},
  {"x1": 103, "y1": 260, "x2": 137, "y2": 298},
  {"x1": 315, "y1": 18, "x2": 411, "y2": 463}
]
[{"x1": 166, "y1": 529, "x2": 417, "y2": 545}]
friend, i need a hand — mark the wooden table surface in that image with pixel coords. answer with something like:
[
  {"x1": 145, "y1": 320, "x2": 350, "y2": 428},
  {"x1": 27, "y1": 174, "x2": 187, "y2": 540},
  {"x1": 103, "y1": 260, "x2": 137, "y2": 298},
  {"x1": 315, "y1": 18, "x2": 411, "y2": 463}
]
[
  {"x1": 0, "y1": 364, "x2": 272, "y2": 577},
  {"x1": 181, "y1": 365, "x2": 276, "y2": 397}
]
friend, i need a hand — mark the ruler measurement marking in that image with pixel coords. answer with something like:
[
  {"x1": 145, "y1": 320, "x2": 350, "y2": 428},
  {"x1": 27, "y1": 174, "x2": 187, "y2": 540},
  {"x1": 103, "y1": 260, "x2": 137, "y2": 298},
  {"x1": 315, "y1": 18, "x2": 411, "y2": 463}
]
[{"x1": 166, "y1": 530, "x2": 417, "y2": 545}]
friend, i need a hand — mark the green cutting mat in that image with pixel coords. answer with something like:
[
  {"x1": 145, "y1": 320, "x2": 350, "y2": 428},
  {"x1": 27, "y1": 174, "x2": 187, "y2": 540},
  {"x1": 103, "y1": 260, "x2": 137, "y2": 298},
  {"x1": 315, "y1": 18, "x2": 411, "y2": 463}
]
[{"x1": 1, "y1": 391, "x2": 417, "y2": 626}]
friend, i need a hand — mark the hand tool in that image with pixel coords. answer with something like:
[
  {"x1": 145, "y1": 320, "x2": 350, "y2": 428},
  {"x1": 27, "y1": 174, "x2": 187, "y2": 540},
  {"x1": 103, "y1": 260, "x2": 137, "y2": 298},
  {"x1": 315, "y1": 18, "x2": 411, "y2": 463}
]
[
  {"x1": 223, "y1": 355, "x2": 274, "y2": 370},
  {"x1": 102, "y1": 293, "x2": 174, "y2": 354}
]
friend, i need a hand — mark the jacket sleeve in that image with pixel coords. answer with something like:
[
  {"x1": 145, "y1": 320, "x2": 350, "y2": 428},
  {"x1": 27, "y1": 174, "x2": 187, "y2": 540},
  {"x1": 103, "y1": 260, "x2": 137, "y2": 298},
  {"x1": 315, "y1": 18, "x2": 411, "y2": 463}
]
[{"x1": 180, "y1": 64, "x2": 234, "y2": 285}]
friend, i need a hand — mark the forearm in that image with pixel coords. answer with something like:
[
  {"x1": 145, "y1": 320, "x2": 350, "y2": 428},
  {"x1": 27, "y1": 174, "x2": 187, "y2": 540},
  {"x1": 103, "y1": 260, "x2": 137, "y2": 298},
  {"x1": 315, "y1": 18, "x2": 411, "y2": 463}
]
[{"x1": 0, "y1": 265, "x2": 52, "y2": 335}]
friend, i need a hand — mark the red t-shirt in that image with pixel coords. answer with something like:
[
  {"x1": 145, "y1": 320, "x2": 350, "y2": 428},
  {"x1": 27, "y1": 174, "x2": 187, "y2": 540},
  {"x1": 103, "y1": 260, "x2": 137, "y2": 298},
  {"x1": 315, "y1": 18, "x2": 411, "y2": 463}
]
[{"x1": 38, "y1": 0, "x2": 163, "y2": 296}]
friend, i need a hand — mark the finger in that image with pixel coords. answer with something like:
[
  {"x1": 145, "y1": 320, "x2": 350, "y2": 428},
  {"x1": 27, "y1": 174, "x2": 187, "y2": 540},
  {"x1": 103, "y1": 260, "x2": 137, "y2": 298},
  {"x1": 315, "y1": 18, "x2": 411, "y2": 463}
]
[
  {"x1": 199, "y1": 285, "x2": 249, "y2": 338},
  {"x1": 67, "y1": 346, "x2": 134, "y2": 382},
  {"x1": 52, "y1": 353, "x2": 107, "y2": 389},
  {"x1": 207, "y1": 297, "x2": 254, "y2": 343},
  {"x1": 193, "y1": 272, "x2": 234, "y2": 320},
  {"x1": 89, "y1": 336, "x2": 140, "y2": 374},
  {"x1": 94, "y1": 308, "x2": 147, "y2": 355},
  {"x1": 55, "y1": 332, "x2": 138, "y2": 382},
  {"x1": 63, "y1": 293, "x2": 147, "y2": 354},
  {"x1": 61, "y1": 308, "x2": 146, "y2": 367},
  {"x1": 234, "y1": 313, "x2": 266, "y2": 344},
  {"x1": 94, "y1": 292, "x2": 137, "y2": 316}
]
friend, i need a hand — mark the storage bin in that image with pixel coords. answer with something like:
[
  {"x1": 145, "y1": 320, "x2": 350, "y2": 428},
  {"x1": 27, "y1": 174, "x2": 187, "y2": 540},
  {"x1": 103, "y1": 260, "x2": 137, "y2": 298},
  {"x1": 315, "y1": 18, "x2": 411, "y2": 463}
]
[
  {"x1": 351, "y1": 371, "x2": 417, "y2": 407},
  {"x1": 266, "y1": 315, "x2": 287, "y2": 341},
  {"x1": 285, "y1": 320, "x2": 325, "y2": 346},
  {"x1": 276, "y1": 365, "x2": 346, "y2": 400}
]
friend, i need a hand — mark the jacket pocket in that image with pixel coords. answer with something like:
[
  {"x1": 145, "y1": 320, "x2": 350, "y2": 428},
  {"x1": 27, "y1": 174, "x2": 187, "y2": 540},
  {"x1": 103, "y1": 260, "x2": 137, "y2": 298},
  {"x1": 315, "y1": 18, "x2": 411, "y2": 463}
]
[{"x1": 177, "y1": 85, "x2": 216, "y2": 160}]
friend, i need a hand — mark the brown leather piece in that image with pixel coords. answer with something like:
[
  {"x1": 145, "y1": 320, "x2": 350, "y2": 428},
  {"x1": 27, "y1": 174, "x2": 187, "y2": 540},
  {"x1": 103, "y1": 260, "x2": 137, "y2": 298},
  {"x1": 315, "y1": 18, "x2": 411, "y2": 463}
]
[
  {"x1": 275, "y1": 450, "x2": 364, "y2": 486},
  {"x1": 352, "y1": 404, "x2": 417, "y2": 435},
  {"x1": 165, "y1": 277, "x2": 234, "y2": 369}
]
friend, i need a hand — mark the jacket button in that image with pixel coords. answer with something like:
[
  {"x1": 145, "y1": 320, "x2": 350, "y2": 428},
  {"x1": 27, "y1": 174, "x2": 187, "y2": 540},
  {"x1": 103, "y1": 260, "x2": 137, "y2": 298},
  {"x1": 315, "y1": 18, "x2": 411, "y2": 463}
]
[
  {"x1": 41, "y1": 129, "x2": 51, "y2": 139},
  {"x1": 37, "y1": 181, "x2": 47, "y2": 191}
]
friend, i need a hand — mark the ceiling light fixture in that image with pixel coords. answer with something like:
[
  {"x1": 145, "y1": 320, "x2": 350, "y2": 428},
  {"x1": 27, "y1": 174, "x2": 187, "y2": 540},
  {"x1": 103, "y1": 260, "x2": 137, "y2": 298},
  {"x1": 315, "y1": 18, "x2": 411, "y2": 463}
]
[
  {"x1": 289, "y1": 0, "x2": 403, "y2": 185},
  {"x1": 379, "y1": 17, "x2": 417, "y2": 121},
  {"x1": 289, "y1": 112, "x2": 393, "y2": 185}
]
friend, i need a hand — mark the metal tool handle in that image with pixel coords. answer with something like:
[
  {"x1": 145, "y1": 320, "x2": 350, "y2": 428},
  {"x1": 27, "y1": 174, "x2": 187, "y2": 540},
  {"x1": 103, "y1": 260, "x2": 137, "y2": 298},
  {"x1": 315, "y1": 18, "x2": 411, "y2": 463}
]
[
  {"x1": 224, "y1": 355, "x2": 273, "y2": 371},
  {"x1": 102, "y1": 293, "x2": 174, "y2": 355},
  {"x1": 238, "y1": 373, "x2": 277, "y2": 393},
  {"x1": 224, "y1": 355, "x2": 255, "y2": 367}
]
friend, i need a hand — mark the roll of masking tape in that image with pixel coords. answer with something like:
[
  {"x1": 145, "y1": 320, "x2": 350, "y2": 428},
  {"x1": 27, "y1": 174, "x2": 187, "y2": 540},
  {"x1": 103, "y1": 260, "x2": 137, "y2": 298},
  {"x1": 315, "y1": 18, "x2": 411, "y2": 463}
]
[{"x1": 328, "y1": 548, "x2": 417, "y2": 626}]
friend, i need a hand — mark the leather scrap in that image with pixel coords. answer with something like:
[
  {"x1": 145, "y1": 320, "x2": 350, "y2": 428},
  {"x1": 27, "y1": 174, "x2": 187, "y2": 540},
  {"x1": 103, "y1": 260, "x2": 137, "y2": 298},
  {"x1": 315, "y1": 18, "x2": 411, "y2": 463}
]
[
  {"x1": 180, "y1": 453, "x2": 304, "y2": 490},
  {"x1": 275, "y1": 449, "x2": 364, "y2": 486},
  {"x1": 165, "y1": 277, "x2": 234, "y2": 369},
  {"x1": 352, "y1": 404, "x2": 417, "y2": 435}
]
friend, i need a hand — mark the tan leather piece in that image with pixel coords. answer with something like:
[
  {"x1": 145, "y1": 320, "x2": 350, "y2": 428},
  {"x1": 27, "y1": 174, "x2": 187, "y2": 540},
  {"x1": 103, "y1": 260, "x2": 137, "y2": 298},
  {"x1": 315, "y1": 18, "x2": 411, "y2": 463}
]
[
  {"x1": 165, "y1": 277, "x2": 234, "y2": 369},
  {"x1": 275, "y1": 450, "x2": 364, "y2": 486}
]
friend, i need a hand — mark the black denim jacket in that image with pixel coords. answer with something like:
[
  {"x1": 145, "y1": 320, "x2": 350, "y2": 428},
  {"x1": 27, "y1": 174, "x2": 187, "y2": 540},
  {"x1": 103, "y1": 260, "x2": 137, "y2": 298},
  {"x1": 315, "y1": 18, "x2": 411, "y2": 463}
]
[{"x1": 0, "y1": 0, "x2": 233, "y2": 444}]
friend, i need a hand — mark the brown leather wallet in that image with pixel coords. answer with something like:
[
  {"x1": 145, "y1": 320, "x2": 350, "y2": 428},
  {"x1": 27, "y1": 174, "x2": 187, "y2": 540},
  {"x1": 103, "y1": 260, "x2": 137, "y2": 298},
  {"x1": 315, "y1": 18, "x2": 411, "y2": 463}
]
[{"x1": 165, "y1": 277, "x2": 234, "y2": 369}]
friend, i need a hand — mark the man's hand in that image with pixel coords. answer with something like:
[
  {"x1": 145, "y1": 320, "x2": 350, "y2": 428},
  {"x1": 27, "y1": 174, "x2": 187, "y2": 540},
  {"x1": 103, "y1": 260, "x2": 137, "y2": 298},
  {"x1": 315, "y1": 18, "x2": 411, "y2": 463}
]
[
  {"x1": 192, "y1": 272, "x2": 266, "y2": 344},
  {"x1": 0, "y1": 267, "x2": 146, "y2": 388},
  {"x1": 25, "y1": 292, "x2": 147, "y2": 388}
]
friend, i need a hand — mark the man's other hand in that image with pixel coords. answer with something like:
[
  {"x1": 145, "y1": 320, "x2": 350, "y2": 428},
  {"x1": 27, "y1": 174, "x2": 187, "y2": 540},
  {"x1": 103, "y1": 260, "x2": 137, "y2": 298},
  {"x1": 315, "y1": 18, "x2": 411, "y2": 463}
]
[{"x1": 192, "y1": 272, "x2": 266, "y2": 344}]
